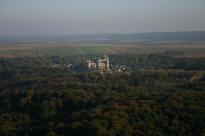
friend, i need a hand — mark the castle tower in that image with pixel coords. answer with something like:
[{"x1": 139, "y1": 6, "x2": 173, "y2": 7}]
[
  {"x1": 98, "y1": 59, "x2": 101, "y2": 69},
  {"x1": 88, "y1": 60, "x2": 91, "y2": 68},
  {"x1": 106, "y1": 57, "x2": 109, "y2": 71}
]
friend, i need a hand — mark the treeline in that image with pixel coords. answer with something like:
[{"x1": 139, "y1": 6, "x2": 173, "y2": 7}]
[
  {"x1": 110, "y1": 53, "x2": 205, "y2": 71},
  {"x1": 0, "y1": 57, "x2": 205, "y2": 135},
  {"x1": 1, "y1": 53, "x2": 205, "y2": 72},
  {"x1": 136, "y1": 54, "x2": 205, "y2": 70}
]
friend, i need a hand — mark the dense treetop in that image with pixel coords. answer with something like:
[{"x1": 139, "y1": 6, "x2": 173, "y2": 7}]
[{"x1": 0, "y1": 54, "x2": 205, "y2": 136}]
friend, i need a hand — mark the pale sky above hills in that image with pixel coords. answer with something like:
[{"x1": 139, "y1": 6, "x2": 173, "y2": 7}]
[{"x1": 0, "y1": 0, "x2": 205, "y2": 35}]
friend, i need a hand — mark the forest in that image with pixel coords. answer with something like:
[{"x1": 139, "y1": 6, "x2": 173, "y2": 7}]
[{"x1": 0, "y1": 54, "x2": 205, "y2": 136}]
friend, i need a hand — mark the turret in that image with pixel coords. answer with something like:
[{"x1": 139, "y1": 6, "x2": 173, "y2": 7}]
[
  {"x1": 106, "y1": 57, "x2": 109, "y2": 71},
  {"x1": 88, "y1": 60, "x2": 91, "y2": 68}
]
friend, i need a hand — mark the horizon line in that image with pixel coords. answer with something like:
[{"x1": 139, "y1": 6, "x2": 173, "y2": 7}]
[{"x1": 1, "y1": 30, "x2": 205, "y2": 37}]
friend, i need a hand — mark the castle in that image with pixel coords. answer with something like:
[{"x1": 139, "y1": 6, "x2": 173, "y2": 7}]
[{"x1": 88, "y1": 55, "x2": 110, "y2": 72}]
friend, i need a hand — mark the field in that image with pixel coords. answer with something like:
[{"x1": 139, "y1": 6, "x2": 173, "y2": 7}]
[
  {"x1": 1, "y1": 43, "x2": 205, "y2": 57},
  {"x1": 1, "y1": 32, "x2": 205, "y2": 57}
]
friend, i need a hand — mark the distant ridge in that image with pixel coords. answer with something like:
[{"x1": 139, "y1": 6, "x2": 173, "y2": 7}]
[{"x1": 1, "y1": 31, "x2": 205, "y2": 45}]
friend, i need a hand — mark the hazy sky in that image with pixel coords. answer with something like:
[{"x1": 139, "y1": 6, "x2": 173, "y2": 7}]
[{"x1": 0, "y1": 0, "x2": 205, "y2": 35}]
